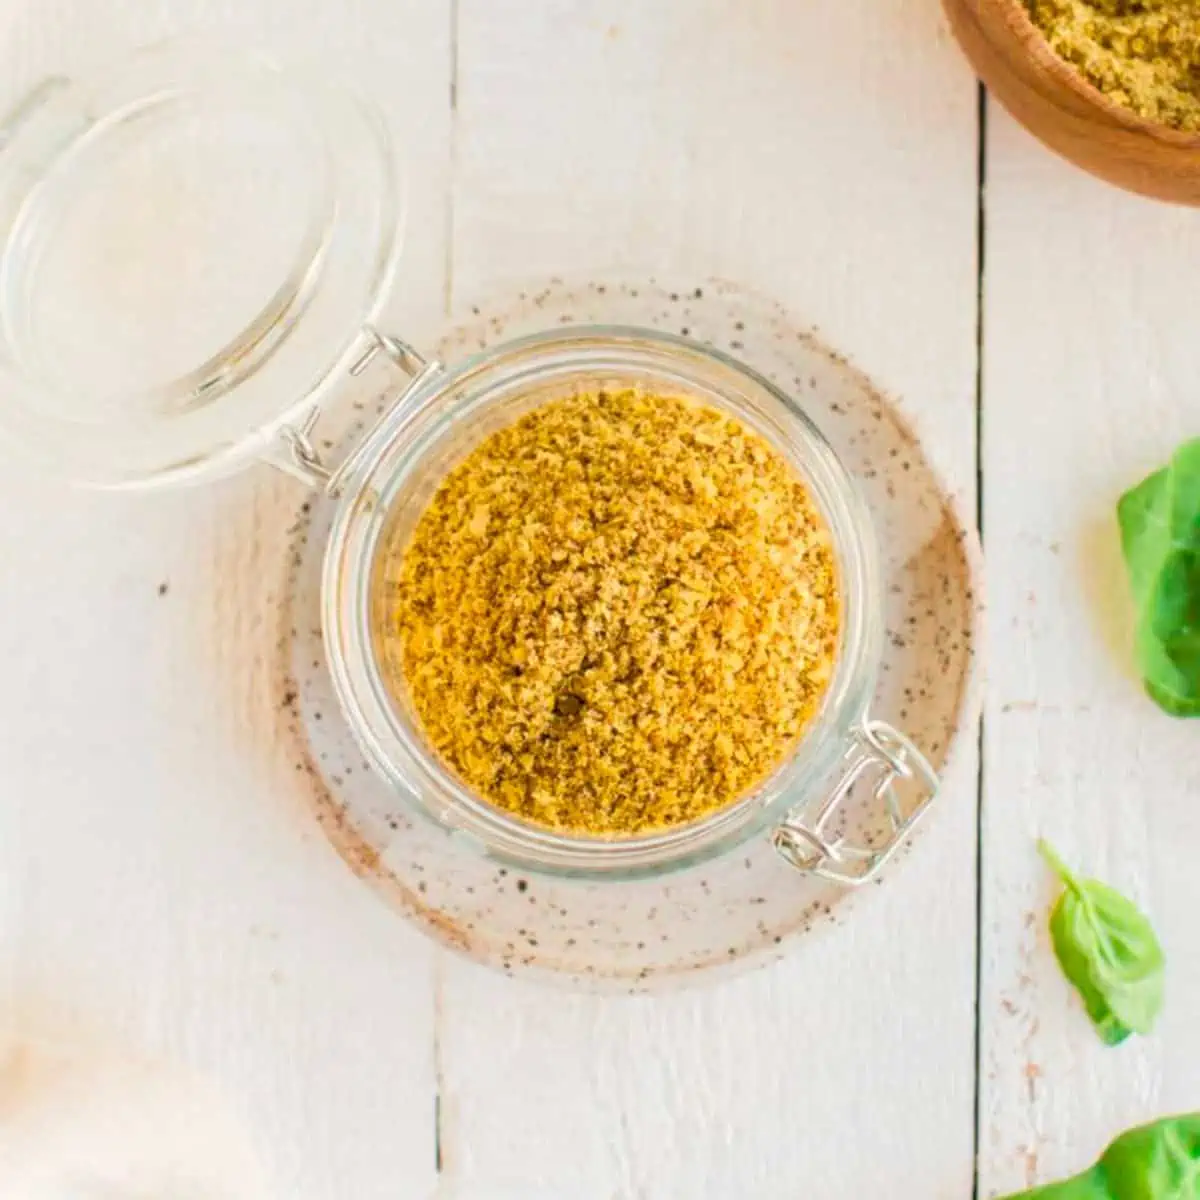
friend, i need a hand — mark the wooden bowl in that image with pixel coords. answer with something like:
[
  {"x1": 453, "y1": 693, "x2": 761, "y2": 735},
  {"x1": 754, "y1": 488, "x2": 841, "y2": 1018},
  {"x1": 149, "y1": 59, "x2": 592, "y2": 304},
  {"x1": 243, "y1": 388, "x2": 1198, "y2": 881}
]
[{"x1": 943, "y1": 0, "x2": 1200, "y2": 204}]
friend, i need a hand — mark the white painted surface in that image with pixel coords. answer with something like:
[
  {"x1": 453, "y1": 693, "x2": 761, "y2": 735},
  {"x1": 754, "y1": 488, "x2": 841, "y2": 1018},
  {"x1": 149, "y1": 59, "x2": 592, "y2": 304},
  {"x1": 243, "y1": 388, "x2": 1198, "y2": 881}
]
[
  {"x1": 979, "y1": 110, "x2": 1200, "y2": 1195},
  {"x1": 0, "y1": 2, "x2": 1191, "y2": 1199}
]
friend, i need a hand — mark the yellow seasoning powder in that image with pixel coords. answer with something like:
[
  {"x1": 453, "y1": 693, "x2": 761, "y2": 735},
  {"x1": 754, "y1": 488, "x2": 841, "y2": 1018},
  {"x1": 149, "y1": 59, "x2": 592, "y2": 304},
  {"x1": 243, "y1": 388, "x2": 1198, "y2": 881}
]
[
  {"x1": 374, "y1": 386, "x2": 841, "y2": 838},
  {"x1": 1025, "y1": 0, "x2": 1200, "y2": 132}
]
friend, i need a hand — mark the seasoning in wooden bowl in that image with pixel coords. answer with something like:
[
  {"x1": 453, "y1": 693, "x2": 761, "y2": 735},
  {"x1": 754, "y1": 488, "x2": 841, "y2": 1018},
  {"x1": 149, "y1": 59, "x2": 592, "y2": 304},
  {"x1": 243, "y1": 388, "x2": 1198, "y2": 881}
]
[
  {"x1": 374, "y1": 387, "x2": 840, "y2": 838},
  {"x1": 1025, "y1": 0, "x2": 1200, "y2": 131},
  {"x1": 943, "y1": 0, "x2": 1200, "y2": 204}
]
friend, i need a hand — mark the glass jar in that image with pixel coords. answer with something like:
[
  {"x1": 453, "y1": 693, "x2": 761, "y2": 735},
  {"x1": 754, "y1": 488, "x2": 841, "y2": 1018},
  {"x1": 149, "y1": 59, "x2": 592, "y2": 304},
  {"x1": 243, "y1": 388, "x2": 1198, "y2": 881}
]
[
  {"x1": 323, "y1": 325, "x2": 938, "y2": 883},
  {"x1": 0, "y1": 41, "x2": 938, "y2": 891}
]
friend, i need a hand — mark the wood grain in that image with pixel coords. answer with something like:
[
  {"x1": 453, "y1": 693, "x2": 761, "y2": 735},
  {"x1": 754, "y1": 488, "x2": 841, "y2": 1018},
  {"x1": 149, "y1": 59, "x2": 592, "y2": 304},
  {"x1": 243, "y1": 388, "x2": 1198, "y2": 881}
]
[
  {"x1": 437, "y1": 2, "x2": 982, "y2": 1197},
  {"x1": 978, "y1": 105, "x2": 1200, "y2": 1195},
  {"x1": 0, "y1": 1, "x2": 453, "y2": 1197},
  {"x1": 943, "y1": 0, "x2": 1200, "y2": 205}
]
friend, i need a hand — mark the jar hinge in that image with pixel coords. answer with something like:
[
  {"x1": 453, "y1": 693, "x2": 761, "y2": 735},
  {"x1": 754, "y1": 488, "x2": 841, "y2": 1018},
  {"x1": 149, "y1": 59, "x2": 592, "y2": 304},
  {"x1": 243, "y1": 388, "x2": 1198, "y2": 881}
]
[
  {"x1": 771, "y1": 721, "x2": 939, "y2": 886},
  {"x1": 268, "y1": 325, "x2": 444, "y2": 491}
]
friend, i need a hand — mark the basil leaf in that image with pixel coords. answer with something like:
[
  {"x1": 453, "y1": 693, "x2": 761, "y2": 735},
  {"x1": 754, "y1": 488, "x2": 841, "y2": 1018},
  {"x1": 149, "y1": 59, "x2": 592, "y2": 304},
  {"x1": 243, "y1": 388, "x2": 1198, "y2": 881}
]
[
  {"x1": 1000, "y1": 1113, "x2": 1200, "y2": 1199},
  {"x1": 1039, "y1": 840, "x2": 1164, "y2": 1046},
  {"x1": 1118, "y1": 440, "x2": 1200, "y2": 717}
]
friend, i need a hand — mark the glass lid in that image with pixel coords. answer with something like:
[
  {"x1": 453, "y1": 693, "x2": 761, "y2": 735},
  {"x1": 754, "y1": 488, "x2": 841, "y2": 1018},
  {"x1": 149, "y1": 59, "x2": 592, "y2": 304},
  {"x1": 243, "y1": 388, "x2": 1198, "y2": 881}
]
[{"x1": 0, "y1": 40, "x2": 405, "y2": 487}]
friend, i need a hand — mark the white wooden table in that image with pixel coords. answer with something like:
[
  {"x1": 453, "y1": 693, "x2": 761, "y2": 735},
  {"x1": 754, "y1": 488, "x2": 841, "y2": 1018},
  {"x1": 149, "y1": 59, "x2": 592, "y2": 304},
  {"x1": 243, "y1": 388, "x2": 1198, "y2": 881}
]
[{"x1": 2, "y1": 1, "x2": 1198, "y2": 1197}]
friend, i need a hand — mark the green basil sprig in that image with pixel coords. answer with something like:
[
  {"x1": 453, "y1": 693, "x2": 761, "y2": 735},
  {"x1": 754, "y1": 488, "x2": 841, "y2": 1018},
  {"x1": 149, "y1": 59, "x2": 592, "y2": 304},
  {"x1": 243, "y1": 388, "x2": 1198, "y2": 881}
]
[
  {"x1": 1118, "y1": 440, "x2": 1200, "y2": 716},
  {"x1": 1000, "y1": 1113, "x2": 1200, "y2": 1199},
  {"x1": 1039, "y1": 840, "x2": 1164, "y2": 1047}
]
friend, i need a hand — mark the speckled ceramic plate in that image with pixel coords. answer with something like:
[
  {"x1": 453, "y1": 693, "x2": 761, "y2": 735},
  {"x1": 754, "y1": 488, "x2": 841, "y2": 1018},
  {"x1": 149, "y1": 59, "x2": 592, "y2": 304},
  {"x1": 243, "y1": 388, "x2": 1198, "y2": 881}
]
[{"x1": 277, "y1": 277, "x2": 984, "y2": 991}]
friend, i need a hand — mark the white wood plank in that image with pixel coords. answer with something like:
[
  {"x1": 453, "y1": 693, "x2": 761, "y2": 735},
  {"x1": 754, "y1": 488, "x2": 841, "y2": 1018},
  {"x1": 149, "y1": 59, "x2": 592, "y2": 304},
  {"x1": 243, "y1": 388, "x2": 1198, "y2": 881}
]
[
  {"x1": 440, "y1": 3, "x2": 981, "y2": 1197},
  {"x1": 979, "y1": 109, "x2": 1200, "y2": 1196},
  {"x1": 0, "y1": 2, "x2": 453, "y2": 1196}
]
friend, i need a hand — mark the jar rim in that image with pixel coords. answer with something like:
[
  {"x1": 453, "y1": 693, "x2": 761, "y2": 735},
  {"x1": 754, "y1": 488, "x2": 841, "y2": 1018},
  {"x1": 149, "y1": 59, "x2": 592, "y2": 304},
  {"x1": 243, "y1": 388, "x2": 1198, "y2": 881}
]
[{"x1": 322, "y1": 326, "x2": 883, "y2": 881}]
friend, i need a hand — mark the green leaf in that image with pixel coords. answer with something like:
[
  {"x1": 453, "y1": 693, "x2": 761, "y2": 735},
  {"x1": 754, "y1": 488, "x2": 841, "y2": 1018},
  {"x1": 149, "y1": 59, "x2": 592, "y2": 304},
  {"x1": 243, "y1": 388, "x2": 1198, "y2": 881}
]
[
  {"x1": 1000, "y1": 1113, "x2": 1200, "y2": 1199},
  {"x1": 1101, "y1": 1115, "x2": 1200, "y2": 1199},
  {"x1": 1118, "y1": 440, "x2": 1200, "y2": 717},
  {"x1": 1038, "y1": 840, "x2": 1164, "y2": 1046},
  {"x1": 1001, "y1": 1166, "x2": 1111, "y2": 1200}
]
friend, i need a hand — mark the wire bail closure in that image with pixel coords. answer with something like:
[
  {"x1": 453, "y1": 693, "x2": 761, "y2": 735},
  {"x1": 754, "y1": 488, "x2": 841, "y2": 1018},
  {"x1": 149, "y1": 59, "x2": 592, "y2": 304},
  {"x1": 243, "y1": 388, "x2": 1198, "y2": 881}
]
[
  {"x1": 269, "y1": 325, "x2": 444, "y2": 492},
  {"x1": 772, "y1": 721, "x2": 939, "y2": 886}
]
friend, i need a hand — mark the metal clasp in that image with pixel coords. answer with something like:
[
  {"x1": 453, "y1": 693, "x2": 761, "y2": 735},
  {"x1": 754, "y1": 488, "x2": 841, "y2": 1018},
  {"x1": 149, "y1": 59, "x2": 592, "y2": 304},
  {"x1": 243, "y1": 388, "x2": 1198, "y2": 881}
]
[
  {"x1": 772, "y1": 721, "x2": 939, "y2": 886},
  {"x1": 268, "y1": 325, "x2": 445, "y2": 491}
]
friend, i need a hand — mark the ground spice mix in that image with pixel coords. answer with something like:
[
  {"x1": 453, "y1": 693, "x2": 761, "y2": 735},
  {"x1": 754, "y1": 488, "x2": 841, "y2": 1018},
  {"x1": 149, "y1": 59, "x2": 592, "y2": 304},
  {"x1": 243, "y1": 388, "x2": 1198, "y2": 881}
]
[
  {"x1": 1026, "y1": 0, "x2": 1200, "y2": 132},
  {"x1": 375, "y1": 386, "x2": 840, "y2": 837}
]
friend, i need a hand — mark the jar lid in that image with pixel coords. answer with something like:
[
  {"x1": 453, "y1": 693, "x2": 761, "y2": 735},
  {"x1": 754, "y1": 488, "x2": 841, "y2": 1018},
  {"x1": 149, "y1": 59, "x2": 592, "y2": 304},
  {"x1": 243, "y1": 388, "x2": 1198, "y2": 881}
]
[{"x1": 0, "y1": 41, "x2": 404, "y2": 487}]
